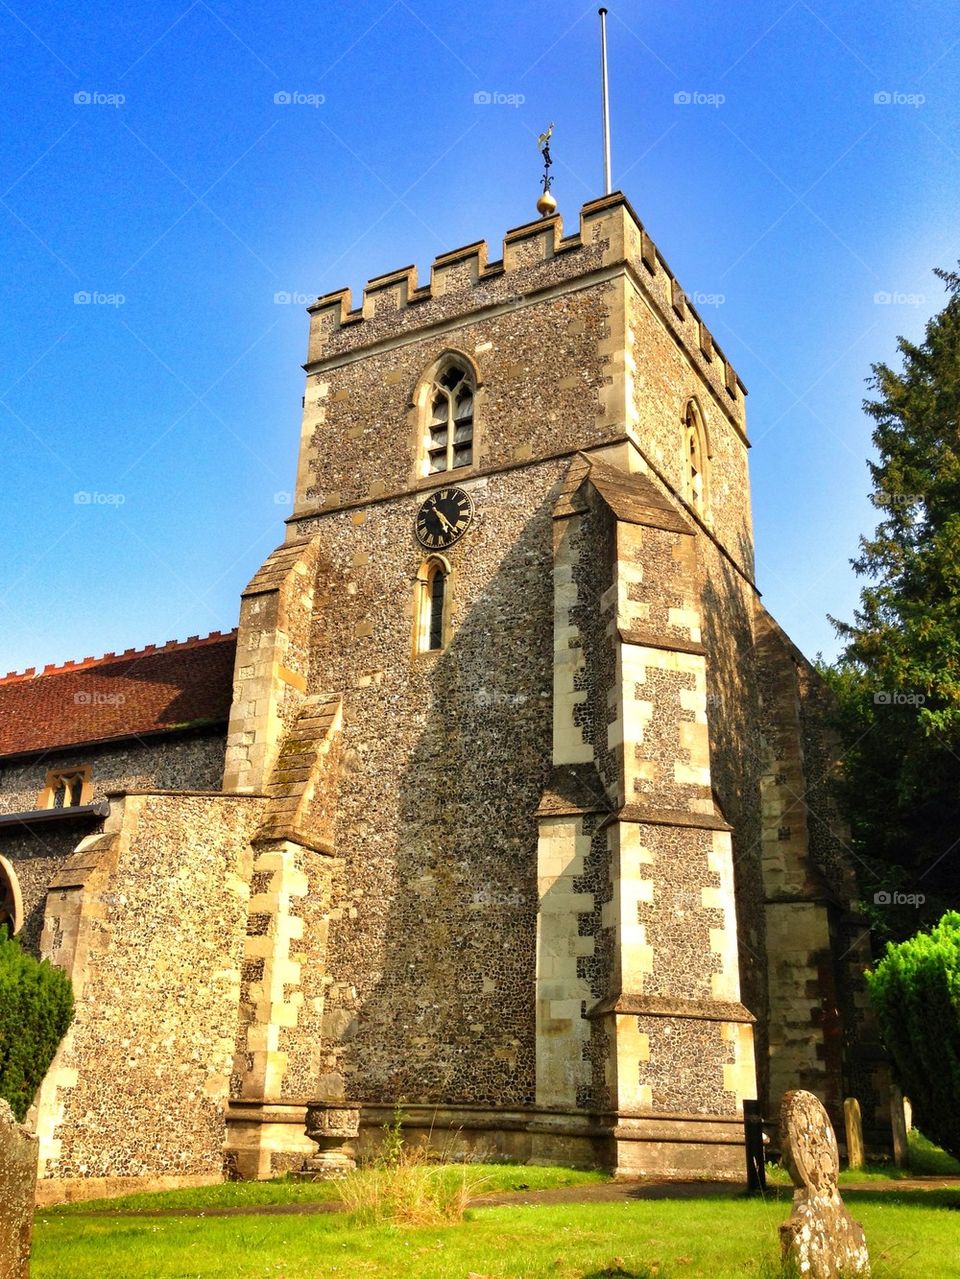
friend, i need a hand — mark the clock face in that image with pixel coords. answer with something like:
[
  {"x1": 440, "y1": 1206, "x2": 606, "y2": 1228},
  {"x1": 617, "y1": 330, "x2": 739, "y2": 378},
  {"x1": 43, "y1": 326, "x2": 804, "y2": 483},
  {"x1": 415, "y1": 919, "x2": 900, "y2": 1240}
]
[{"x1": 415, "y1": 486, "x2": 474, "y2": 550}]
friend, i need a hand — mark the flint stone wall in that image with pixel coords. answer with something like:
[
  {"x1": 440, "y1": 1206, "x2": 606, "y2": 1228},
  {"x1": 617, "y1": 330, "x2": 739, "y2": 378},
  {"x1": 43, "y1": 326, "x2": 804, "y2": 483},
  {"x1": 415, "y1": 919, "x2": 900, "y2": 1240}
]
[
  {"x1": 0, "y1": 731, "x2": 226, "y2": 954},
  {"x1": 297, "y1": 460, "x2": 566, "y2": 1106},
  {"x1": 38, "y1": 793, "x2": 263, "y2": 1185}
]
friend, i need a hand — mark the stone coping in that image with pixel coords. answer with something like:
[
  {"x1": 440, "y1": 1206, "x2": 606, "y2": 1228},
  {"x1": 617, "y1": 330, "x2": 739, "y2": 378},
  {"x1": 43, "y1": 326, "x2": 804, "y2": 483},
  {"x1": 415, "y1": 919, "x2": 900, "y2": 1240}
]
[
  {"x1": 610, "y1": 805, "x2": 733, "y2": 833},
  {"x1": 586, "y1": 993, "x2": 756, "y2": 1024}
]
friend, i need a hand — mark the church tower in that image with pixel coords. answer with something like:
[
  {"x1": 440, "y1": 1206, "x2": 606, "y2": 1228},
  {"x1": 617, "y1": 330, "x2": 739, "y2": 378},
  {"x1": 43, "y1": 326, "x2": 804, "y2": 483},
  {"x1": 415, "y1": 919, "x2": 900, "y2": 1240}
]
[
  {"x1": 9, "y1": 192, "x2": 881, "y2": 1198},
  {"x1": 223, "y1": 191, "x2": 783, "y2": 1176}
]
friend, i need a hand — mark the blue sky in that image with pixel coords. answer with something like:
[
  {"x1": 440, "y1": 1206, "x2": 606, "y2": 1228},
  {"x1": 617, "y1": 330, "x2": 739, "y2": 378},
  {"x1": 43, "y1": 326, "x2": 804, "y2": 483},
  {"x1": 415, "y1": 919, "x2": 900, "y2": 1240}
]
[{"x1": 1, "y1": 0, "x2": 958, "y2": 674}]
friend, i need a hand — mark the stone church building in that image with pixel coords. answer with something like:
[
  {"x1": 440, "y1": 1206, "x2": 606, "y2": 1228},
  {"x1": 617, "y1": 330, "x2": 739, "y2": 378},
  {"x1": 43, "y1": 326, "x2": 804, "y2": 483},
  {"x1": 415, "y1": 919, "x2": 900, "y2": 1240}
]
[{"x1": 0, "y1": 192, "x2": 888, "y2": 1201}]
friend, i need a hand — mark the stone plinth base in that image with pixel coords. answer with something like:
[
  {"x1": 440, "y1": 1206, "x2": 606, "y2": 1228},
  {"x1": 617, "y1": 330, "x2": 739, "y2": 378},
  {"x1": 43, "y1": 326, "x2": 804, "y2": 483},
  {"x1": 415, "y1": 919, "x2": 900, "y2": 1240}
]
[
  {"x1": 225, "y1": 1101, "x2": 317, "y2": 1182},
  {"x1": 610, "y1": 1113, "x2": 748, "y2": 1180},
  {"x1": 302, "y1": 1151, "x2": 356, "y2": 1179},
  {"x1": 352, "y1": 1103, "x2": 747, "y2": 1181},
  {"x1": 38, "y1": 1102, "x2": 751, "y2": 1194},
  {"x1": 35, "y1": 1173, "x2": 221, "y2": 1208}
]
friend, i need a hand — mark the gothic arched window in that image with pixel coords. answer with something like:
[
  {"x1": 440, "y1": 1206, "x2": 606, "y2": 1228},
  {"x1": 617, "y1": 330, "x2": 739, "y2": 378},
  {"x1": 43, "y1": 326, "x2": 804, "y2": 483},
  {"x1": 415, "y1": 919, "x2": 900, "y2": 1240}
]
[
  {"x1": 424, "y1": 359, "x2": 474, "y2": 475},
  {"x1": 37, "y1": 767, "x2": 90, "y2": 810},
  {"x1": 683, "y1": 400, "x2": 709, "y2": 515},
  {"x1": 0, "y1": 855, "x2": 23, "y2": 937},
  {"x1": 414, "y1": 556, "x2": 451, "y2": 653}
]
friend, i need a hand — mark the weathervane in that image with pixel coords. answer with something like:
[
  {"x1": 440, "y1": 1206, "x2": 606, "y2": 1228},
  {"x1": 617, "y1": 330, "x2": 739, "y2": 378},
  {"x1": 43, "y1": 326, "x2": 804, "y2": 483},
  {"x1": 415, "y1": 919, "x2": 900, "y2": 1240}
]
[{"x1": 536, "y1": 123, "x2": 557, "y2": 217}]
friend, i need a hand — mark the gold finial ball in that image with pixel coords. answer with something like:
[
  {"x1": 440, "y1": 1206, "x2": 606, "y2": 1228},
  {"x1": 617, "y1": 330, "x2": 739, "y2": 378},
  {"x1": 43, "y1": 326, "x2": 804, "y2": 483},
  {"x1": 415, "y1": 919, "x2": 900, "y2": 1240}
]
[{"x1": 536, "y1": 189, "x2": 557, "y2": 217}]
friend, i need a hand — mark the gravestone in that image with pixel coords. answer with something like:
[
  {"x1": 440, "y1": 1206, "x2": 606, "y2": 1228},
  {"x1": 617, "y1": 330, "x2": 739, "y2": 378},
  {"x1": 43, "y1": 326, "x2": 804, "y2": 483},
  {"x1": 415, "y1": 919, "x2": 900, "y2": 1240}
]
[
  {"x1": 890, "y1": 1086, "x2": 909, "y2": 1167},
  {"x1": 779, "y1": 1090, "x2": 870, "y2": 1279},
  {"x1": 0, "y1": 1100, "x2": 38, "y2": 1279},
  {"x1": 843, "y1": 1097, "x2": 864, "y2": 1170}
]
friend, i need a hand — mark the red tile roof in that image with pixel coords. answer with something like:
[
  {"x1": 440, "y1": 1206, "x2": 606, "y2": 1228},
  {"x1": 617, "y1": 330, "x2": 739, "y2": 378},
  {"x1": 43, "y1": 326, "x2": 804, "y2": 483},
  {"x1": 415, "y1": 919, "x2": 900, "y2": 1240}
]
[{"x1": 0, "y1": 631, "x2": 237, "y2": 758}]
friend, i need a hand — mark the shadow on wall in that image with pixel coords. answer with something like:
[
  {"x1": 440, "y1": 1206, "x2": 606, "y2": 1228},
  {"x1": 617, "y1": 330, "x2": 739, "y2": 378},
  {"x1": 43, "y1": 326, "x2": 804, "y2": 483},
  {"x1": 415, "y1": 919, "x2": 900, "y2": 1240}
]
[
  {"x1": 327, "y1": 491, "x2": 561, "y2": 1112},
  {"x1": 699, "y1": 547, "x2": 769, "y2": 1106}
]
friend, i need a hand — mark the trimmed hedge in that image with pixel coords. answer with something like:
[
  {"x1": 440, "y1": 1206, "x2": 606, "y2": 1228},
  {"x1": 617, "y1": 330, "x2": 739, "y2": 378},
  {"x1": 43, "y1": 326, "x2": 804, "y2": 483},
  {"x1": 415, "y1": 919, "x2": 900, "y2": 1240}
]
[
  {"x1": 866, "y1": 911, "x2": 960, "y2": 1160},
  {"x1": 0, "y1": 927, "x2": 74, "y2": 1122}
]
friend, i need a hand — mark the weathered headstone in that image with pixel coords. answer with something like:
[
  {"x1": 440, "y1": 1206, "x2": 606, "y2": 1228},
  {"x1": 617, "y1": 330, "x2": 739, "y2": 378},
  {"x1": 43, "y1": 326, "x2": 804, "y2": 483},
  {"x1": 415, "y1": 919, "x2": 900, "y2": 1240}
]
[
  {"x1": 303, "y1": 1101, "x2": 360, "y2": 1178},
  {"x1": 843, "y1": 1097, "x2": 864, "y2": 1170},
  {"x1": 0, "y1": 1100, "x2": 38, "y2": 1279},
  {"x1": 890, "y1": 1086, "x2": 909, "y2": 1167},
  {"x1": 779, "y1": 1090, "x2": 870, "y2": 1279}
]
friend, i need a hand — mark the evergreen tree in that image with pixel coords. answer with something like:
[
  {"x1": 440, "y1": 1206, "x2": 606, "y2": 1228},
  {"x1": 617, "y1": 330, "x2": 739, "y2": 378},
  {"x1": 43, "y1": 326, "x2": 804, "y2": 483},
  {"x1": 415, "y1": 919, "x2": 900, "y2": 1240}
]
[
  {"x1": 828, "y1": 267, "x2": 960, "y2": 937},
  {"x1": 866, "y1": 912, "x2": 960, "y2": 1160},
  {"x1": 0, "y1": 927, "x2": 74, "y2": 1122}
]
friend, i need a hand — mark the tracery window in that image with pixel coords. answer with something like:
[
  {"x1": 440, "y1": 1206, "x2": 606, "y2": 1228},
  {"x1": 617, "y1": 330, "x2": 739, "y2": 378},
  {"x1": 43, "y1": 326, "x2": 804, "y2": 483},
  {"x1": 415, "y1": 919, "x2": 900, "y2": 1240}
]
[
  {"x1": 425, "y1": 361, "x2": 474, "y2": 474},
  {"x1": 37, "y1": 767, "x2": 91, "y2": 810}
]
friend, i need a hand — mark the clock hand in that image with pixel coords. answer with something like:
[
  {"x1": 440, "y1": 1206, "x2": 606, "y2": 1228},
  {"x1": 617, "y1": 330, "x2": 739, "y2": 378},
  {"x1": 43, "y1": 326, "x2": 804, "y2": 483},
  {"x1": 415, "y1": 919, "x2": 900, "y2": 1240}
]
[{"x1": 435, "y1": 509, "x2": 453, "y2": 533}]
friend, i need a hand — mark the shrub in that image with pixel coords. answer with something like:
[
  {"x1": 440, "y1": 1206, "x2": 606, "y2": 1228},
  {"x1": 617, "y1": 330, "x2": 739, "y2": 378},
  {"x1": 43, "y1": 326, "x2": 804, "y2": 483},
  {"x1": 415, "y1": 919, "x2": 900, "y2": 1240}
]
[
  {"x1": 866, "y1": 911, "x2": 960, "y2": 1160},
  {"x1": 0, "y1": 926, "x2": 74, "y2": 1121},
  {"x1": 338, "y1": 1152, "x2": 489, "y2": 1227},
  {"x1": 338, "y1": 1106, "x2": 490, "y2": 1226}
]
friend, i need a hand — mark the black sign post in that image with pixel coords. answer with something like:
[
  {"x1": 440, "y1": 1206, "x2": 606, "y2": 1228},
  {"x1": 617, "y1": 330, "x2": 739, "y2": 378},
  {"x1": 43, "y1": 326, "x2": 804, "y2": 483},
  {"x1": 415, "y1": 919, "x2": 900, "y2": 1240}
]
[{"x1": 744, "y1": 1099, "x2": 766, "y2": 1193}]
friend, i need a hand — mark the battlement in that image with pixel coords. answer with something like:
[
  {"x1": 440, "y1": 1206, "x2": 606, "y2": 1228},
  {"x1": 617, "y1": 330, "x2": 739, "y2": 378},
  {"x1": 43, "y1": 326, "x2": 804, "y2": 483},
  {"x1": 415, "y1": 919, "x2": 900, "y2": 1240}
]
[
  {"x1": 0, "y1": 630, "x2": 237, "y2": 685},
  {"x1": 305, "y1": 191, "x2": 746, "y2": 407}
]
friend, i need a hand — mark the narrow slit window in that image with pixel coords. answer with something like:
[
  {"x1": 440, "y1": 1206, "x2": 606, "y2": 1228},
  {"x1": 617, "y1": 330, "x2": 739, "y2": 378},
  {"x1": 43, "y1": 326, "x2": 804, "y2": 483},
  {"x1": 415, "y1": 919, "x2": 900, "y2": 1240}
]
[
  {"x1": 428, "y1": 568, "x2": 445, "y2": 650},
  {"x1": 415, "y1": 557, "x2": 451, "y2": 654},
  {"x1": 683, "y1": 402, "x2": 708, "y2": 514}
]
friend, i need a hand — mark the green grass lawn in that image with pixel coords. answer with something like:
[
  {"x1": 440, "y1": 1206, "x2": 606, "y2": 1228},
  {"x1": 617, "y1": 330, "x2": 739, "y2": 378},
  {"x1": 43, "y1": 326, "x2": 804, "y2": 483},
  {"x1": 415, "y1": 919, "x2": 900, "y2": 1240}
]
[
  {"x1": 50, "y1": 1163, "x2": 606, "y2": 1215},
  {"x1": 33, "y1": 1183, "x2": 960, "y2": 1279},
  {"x1": 765, "y1": 1127, "x2": 960, "y2": 1186}
]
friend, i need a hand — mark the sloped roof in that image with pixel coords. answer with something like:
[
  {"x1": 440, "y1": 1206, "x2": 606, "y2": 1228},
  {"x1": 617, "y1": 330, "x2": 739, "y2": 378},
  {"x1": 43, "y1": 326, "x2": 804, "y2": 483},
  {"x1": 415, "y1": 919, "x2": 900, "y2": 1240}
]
[
  {"x1": 583, "y1": 456, "x2": 693, "y2": 534},
  {"x1": 0, "y1": 631, "x2": 237, "y2": 759}
]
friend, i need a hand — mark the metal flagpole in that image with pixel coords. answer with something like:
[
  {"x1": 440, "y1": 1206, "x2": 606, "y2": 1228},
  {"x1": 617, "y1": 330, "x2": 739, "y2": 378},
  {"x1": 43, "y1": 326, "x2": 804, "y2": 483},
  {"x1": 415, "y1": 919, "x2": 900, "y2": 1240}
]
[{"x1": 599, "y1": 7, "x2": 612, "y2": 193}]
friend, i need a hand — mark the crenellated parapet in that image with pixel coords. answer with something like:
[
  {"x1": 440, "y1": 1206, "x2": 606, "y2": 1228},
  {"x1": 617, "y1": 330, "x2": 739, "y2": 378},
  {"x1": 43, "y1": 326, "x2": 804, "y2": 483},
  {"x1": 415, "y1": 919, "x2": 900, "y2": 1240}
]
[{"x1": 304, "y1": 192, "x2": 746, "y2": 427}]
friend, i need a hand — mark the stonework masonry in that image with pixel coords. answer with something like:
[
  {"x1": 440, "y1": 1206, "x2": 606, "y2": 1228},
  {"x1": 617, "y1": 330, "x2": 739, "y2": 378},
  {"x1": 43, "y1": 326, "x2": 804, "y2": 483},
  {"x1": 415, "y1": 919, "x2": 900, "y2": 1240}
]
[
  {"x1": 0, "y1": 191, "x2": 883, "y2": 1199},
  {"x1": 0, "y1": 732, "x2": 226, "y2": 954}
]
